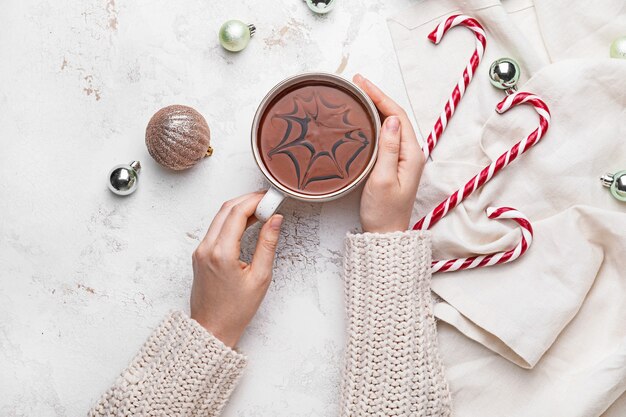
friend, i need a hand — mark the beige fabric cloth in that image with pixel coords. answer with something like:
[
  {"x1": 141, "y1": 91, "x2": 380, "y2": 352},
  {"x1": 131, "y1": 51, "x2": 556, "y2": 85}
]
[
  {"x1": 89, "y1": 232, "x2": 451, "y2": 417},
  {"x1": 387, "y1": 1, "x2": 626, "y2": 416}
]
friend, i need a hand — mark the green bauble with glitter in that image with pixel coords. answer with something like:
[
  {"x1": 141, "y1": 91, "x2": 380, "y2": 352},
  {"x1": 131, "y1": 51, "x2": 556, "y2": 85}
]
[
  {"x1": 219, "y1": 20, "x2": 256, "y2": 52},
  {"x1": 610, "y1": 36, "x2": 626, "y2": 59}
]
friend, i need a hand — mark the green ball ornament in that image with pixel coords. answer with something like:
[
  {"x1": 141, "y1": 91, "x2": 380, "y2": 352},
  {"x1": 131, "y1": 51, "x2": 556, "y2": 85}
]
[
  {"x1": 219, "y1": 20, "x2": 256, "y2": 52},
  {"x1": 610, "y1": 36, "x2": 626, "y2": 59},
  {"x1": 306, "y1": 0, "x2": 336, "y2": 14}
]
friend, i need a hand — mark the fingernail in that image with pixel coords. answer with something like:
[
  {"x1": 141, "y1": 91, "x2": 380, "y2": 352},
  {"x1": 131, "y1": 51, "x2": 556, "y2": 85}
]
[
  {"x1": 354, "y1": 73, "x2": 363, "y2": 83},
  {"x1": 385, "y1": 116, "x2": 400, "y2": 133},
  {"x1": 270, "y1": 215, "x2": 283, "y2": 231}
]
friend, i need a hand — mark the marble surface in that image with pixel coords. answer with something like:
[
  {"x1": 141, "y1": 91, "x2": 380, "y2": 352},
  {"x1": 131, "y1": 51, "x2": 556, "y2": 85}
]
[{"x1": 0, "y1": 0, "x2": 416, "y2": 415}]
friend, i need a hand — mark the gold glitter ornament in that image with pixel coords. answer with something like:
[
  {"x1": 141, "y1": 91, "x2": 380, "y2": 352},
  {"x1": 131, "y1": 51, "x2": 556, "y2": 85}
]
[{"x1": 145, "y1": 105, "x2": 213, "y2": 170}]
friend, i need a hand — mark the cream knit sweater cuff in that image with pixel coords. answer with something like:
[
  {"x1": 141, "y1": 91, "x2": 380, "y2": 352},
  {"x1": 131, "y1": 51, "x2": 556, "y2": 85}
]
[
  {"x1": 89, "y1": 310, "x2": 247, "y2": 417},
  {"x1": 340, "y1": 230, "x2": 452, "y2": 417}
]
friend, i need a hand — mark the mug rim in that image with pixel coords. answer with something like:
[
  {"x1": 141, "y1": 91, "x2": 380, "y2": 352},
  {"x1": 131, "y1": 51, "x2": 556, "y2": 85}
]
[{"x1": 251, "y1": 72, "x2": 381, "y2": 202}]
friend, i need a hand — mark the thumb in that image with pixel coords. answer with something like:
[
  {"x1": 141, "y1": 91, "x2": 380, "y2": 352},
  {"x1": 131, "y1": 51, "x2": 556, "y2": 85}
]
[
  {"x1": 250, "y1": 214, "x2": 283, "y2": 279},
  {"x1": 372, "y1": 116, "x2": 401, "y2": 183}
]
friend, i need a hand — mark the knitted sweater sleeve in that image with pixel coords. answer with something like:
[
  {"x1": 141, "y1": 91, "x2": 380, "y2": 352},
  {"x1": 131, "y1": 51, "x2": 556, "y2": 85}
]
[
  {"x1": 340, "y1": 230, "x2": 452, "y2": 417},
  {"x1": 88, "y1": 310, "x2": 247, "y2": 417}
]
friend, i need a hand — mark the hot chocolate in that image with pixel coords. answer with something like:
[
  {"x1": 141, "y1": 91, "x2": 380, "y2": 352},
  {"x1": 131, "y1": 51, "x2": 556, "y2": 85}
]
[{"x1": 257, "y1": 82, "x2": 376, "y2": 196}]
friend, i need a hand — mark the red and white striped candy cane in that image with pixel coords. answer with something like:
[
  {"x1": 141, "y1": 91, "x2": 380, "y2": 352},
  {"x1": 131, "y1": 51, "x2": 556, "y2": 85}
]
[
  {"x1": 414, "y1": 15, "x2": 550, "y2": 273},
  {"x1": 423, "y1": 14, "x2": 487, "y2": 159},
  {"x1": 431, "y1": 207, "x2": 533, "y2": 273},
  {"x1": 414, "y1": 92, "x2": 551, "y2": 231}
]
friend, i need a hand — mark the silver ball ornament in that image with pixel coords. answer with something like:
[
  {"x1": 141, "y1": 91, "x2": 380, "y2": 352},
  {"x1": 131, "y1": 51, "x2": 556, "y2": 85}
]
[
  {"x1": 610, "y1": 36, "x2": 626, "y2": 59},
  {"x1": 108, "y1": 161, "x2": 141, "y2": 196},
  {"x1": 489, "y1": 58, "x2": 521, "y2": 93},
  {"x1": 305, "y1": 0, "x2": 336, "y2": 14},
  {"x1": 219, "y1": 20, "x2": 256, "y2": 52}
]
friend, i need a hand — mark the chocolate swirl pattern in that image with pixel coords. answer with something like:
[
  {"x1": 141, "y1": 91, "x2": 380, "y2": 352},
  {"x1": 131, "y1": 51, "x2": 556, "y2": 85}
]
[{"x1": 258, "y1": 84, "x2": 374, "y2": 195}]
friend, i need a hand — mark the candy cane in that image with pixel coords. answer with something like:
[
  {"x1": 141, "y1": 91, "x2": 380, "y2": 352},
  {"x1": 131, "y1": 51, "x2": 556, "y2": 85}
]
[
  {"x1": 422, "y1": 14, "x2": 487, "y2": 159},
  {"x1": 415, "y1": 92, "x2": 551, "y2": 231},
  {"x1": 431, "y1": 207, "x2": 533, "y2": 273},
  {"x1": 414, "y1": 16, "x2": 550, "y2": 273}
]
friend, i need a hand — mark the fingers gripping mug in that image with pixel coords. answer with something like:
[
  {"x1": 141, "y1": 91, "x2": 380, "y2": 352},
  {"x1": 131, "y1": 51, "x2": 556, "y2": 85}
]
[{"x1": 252, "y1": 73, "x2": 381, "y2": 222}]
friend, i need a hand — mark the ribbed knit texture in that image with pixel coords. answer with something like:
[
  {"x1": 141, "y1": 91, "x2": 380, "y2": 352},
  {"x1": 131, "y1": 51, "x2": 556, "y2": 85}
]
[
  {"x1": 89, "y1": 231, "x2": 451, "y2": 416},
  {"x1": 88, "y1": 310, "x2": 247, "y2": 417},
  {"x1": 339, "y1": 231, "x2": 451, "y2": 417}
]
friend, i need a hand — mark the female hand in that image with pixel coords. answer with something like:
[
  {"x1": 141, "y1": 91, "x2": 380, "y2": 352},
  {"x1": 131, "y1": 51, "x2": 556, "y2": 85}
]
[
  {"x1": 190, "y1": 191, "x2": 284, "y2": 348},
  {"x1": 354, "y1": 74, "x2": 425, "y2": 233}
]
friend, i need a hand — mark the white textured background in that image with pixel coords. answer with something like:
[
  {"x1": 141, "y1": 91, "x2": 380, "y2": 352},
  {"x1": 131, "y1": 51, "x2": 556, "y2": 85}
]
[{"x1": 0, "y1": 0, "x2": 416, "y2": 415}]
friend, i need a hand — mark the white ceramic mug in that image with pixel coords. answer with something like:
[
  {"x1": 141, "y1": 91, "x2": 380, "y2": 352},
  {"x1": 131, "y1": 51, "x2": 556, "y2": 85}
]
[{"x1": 251, "y1": 72, "x2": 381, "y2": 222}]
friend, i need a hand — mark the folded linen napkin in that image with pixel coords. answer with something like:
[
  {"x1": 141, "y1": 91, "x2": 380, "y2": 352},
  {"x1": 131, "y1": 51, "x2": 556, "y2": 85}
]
[{"x1": 387, "y1": 1, "x2": 626, "y2": 415}]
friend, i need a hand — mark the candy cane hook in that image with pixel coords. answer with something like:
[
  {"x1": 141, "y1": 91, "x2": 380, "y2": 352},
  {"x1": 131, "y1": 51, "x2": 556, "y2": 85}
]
[
  {"x1": 418, "y1": 92, "x2": 550, "y2": 273},
  {"x1": 431, "y1": 207, "x2": 533, "y2": 273},
  {"x1": 415, "y1": 92, "x2": 551, "y2": 231},
  {"x1": 423, "y1": 15, "x2": 487, "y2": 159}
]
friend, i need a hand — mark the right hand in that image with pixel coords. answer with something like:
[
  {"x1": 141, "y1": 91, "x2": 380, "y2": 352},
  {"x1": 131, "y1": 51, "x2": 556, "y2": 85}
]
[
  {"x1": 353, "y1": 74, "x2": 425, "y2": 233},
  {"x1": 190, "y1": 191, "x2": 284, "y2": 348}
]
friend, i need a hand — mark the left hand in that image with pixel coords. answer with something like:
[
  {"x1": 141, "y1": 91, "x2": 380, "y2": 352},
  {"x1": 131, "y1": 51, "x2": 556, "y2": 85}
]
[{"x1": 353, "y1": 74, "x2": 425, "y2": 233}]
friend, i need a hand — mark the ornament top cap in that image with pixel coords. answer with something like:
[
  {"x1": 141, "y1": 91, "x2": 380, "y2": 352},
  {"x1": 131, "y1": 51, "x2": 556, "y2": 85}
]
[
  {"x1": 129, "y1": 160, "x2": 141, "y2": 173},
  {"x1": 248, "y1": 24, "x2": 256, "y2": 37}
]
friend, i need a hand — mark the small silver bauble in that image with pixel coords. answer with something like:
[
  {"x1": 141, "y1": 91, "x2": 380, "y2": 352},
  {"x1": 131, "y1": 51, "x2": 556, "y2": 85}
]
[
  {"x1": 489, "y1": 57, "x2": 521, "y2": 95},
  {"x1": 219, "y1": 20, "x2": 256, "y2": 52},
  {"x1": 305, "y1": 0, "x2": 336, "y2": 14},
  {"x1": 600, "y1": 170, "x2": 626, "y2": 202},
  {"x1": 108, "y1": 161, "x2": 141, "y2": 196},
  {"x1": 610, "y1": 36, "x2": 626, "y2": 59}
]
